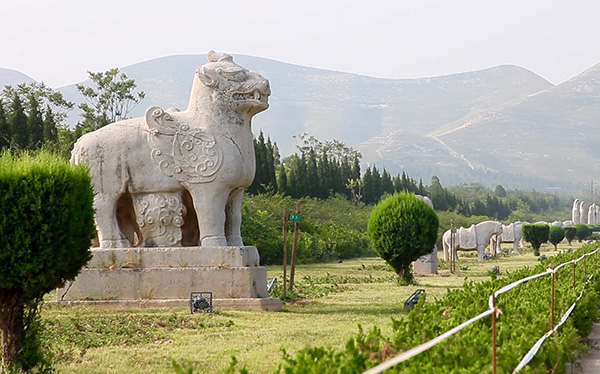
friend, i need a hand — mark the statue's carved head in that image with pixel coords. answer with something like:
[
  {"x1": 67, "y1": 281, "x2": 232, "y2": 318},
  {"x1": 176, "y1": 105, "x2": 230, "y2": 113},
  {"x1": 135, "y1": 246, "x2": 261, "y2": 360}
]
[{"x1": 195, "y1": 51, "x2": 270, "y2": 115}]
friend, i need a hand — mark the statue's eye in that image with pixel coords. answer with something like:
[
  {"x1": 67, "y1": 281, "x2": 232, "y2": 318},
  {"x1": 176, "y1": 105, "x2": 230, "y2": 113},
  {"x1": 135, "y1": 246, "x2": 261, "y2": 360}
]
[{"x1": 222, "y1": 70, "x2": 246, "y2": 81}]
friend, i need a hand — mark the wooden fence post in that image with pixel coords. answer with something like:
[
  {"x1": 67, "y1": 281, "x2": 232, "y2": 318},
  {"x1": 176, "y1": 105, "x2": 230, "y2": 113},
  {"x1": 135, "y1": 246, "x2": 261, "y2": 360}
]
[
  {"x1": 282, "y1": 207, "x2": 289, "y2": 298},
  {"x1": 289, "y1": 203, "x2": 301, "y2": 291}
]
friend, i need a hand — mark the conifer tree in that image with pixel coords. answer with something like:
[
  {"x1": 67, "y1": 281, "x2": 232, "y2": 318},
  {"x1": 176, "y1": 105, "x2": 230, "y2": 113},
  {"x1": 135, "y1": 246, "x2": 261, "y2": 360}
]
[
  {"x1": 277, "y1": 165, "x2": 288, "y2": 196},
  {"x1": 26, "y1": 95, "x2": 44, "y2": 149},
  {"x1": 381, "y1": 168, "x2": 394, "y2": 195},
  {"x1": 42, "y1": 106, "x2": 58, "y2": 144},
  {"x1": 0, "y1": 101, "x2": 9, "y2": 151},
  {"x1": 362, "y1": 167, "x2": 375, "y2": 204},
  {"x1": 8, "y1": 94, "x2": 28, "y2": 150}
]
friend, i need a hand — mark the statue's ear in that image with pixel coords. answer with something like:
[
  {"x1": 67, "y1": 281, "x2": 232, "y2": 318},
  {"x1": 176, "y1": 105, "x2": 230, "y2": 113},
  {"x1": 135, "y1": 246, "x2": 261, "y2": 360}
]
[
  {"x1": 145, "y1": 106, "x2": 177, "y2": 135},
  {"x1": 197, "y1": 66, "x2": 219, "y2": 87}
]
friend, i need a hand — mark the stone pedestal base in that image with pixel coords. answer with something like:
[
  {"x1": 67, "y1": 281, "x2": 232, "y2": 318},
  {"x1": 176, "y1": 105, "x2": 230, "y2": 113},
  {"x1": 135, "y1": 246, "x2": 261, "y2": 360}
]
[
  {"x1": 413, "y1": 248, "x2": 438, "y2": 275},
  {"x1": 56, "y1": 246, "x2": 281, "y2": 311}
]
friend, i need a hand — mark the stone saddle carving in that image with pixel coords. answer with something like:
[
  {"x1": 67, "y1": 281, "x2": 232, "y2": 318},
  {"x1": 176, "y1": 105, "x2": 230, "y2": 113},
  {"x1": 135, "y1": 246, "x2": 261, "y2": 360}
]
[{"x1": 71, "y1": 51, "x2": 271, "y2": 248}]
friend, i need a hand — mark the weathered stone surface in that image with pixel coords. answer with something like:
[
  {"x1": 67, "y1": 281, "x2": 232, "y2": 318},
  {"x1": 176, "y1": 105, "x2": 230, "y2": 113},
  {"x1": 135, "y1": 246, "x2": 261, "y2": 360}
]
[
  {"x1": 71, "y1": 51, "x2": 271, "y2": 248},
  {"x1": 56, "y1": 246, "x2": 277, "y2": 304}
]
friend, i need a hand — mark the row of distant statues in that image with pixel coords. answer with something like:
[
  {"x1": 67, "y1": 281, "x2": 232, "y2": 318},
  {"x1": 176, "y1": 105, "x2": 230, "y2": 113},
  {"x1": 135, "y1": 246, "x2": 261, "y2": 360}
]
[{"x1": 572, "y1": 199, "x2": 600, "y2": 224}]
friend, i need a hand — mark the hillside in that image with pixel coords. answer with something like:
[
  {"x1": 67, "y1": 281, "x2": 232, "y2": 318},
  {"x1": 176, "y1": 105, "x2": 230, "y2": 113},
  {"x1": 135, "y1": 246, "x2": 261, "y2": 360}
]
[
  {"x1": 5, "y1": 54, "x2": 600, "y2": 192},
  {"x1": 0, "y1": 68, "x2": 35, "y2": 88}
]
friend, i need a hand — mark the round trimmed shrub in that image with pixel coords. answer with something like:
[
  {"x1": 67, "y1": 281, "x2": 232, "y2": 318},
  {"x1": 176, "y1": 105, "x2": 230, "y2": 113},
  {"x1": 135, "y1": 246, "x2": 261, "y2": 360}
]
[
  {"x1": 367, "y1": 192, "x2": 438, "y2": 284},
  {"x1": 0, "y1": 151, "x2": 95, "y2": 370},
  {"x1": 564, "y1": 226, "x2": 577, "y2": 245},
  {"x1": 522, "y1": 224, "x2": 550, "y2": 256},
  {"x1": 575, "y1": 223, "x2": 592, "y2": 242},
  {"x1": 548, "y1": 225, "x2": 565, "y2": 250}
]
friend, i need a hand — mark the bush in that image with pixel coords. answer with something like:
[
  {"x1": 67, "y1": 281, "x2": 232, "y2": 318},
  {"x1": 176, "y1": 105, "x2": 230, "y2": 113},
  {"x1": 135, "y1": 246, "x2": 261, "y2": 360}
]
[
  {"x1": 278, "y1": 245, "x2": 600, "y2": 373},
  {"x1": 0, "y1": 151, "x2": 95, "y2": 370},
  {"x1": 564, "y1": 226, "x2": 577, "y2": 245},
  {"x1": 522, "y1": 224, "x2": 550, "y2": 256},
  {"x1": 241, "y1": 194, "x2": 373, "y2": 265},
  {"x1": 548, "y1": 225, "x2": 565, "y2": 250},
  {"x1": 575, "y1": 223, "x2": 592, "y2": 242},
  {"x1": 367, "y1": 192, "x2": 438, "y2": 284}
]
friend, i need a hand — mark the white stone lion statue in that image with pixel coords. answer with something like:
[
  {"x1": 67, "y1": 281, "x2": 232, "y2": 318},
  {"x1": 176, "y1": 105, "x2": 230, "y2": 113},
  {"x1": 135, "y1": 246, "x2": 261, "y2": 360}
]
[{"x1": 71, "y1": 51, "x2": 270, "y2": 248}]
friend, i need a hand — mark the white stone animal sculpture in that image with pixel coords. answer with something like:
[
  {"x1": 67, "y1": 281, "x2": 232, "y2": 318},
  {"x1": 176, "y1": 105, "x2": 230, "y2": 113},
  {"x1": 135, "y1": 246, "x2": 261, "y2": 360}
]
[
  {"x1": 580, "y1": 200, "x2": 587, "y2": 224},
  {"x1": 572, "y1": 199, "x2": 580, "y2": 224},
  {"x1": 490, "y1": 222, "x2": 524, "y2": 254},
  {"x1": 442, "y1": 220, "x2": 502, "y2": 261},
  {"x1": 71, "y1": 51, "x2": 271, "y2": 248}
]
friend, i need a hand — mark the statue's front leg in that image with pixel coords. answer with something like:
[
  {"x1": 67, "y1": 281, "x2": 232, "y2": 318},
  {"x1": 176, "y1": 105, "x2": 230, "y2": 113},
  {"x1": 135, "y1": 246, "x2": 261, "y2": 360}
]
[
  {"x1": 225, "y1": 187, "x2": 245, "y2": 246},
  {"x1": 191, "y1": 186, "x2": 229, "y2": 246}
]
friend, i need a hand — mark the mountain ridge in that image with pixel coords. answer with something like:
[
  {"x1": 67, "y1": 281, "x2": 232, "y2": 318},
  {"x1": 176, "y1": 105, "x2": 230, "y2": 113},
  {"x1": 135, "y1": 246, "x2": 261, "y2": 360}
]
[{"x1": 2, "y1": 55, "x2": 597, "y2": 193}]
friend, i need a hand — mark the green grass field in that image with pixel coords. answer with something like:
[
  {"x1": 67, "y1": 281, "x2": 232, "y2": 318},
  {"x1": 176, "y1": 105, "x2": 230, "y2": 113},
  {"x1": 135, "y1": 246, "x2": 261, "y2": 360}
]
[{"x1": 41, "y1": 242, "x2": 585, "y2": 373}]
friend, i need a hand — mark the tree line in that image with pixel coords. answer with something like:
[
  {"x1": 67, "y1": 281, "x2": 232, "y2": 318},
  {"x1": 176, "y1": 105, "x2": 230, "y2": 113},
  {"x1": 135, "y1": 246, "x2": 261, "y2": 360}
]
[
  {"x1": 249, "y1": 133, "x2": 570, "y2": 221},
  {"x1": 0, "y1": 69, "x2": 144, "y2": 158}
]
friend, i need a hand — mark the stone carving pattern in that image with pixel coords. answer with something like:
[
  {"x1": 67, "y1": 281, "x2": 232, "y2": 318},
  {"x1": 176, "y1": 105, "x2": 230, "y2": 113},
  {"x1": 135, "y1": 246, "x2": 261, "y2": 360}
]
[
  {"x1": 133, "y1": 193, "x2": 185, "y2": 247},
  {"x1": 148, "y1": 108, "x2": 223, "y2": 184}
]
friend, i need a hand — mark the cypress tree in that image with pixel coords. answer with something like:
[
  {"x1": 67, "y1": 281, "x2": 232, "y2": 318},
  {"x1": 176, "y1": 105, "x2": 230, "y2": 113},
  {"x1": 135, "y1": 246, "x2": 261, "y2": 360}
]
[
  {"x1": 42, "y1": 106, "x2": 58, "y2": 143},
  {"x1": 8, "y1": 94, "x2": 28, "y2": 150},
  {"x1": 0, "y1": 101, "x2": 9, "y2": 151},
  {"x1": 277, "y1": 164, "x2": 288, "y2": 196},
  {"x1": 362, "y1": 167, "x2": 375, "y2": 204},
  {"x1": 27, "y1": 95, "x2": 44, "y2": 149},
  {"x1": 371, "y1": 166, "x2": 383, "y2": 203},
  {"x1": 381, "y1": 168, "x2": 394, "y2": 195}
]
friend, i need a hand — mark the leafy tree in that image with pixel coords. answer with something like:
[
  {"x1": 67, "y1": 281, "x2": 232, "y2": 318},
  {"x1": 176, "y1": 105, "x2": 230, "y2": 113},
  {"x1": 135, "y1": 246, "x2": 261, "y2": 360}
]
[
  {"x1": 1, "y1": 82, "x2": 73, "y2": 125},
  {"x1": 0, "y1": 151, "x2": 95, "y2": 370},
  {"x1": 367, "y1": 192, "x2": 438, "y2": 284},
  {"x1": 564, "y1": 226, "x2": 577, "y2": 245},
  {"x1": 575, "y1": 223, "x2": 592, "y2": 242},
  {"x1": 77, "y1": 68, "x2": 145, "y2": 132},
  {"x1": 548, "y1": 225, "x2": 565, "y2": 250},
  {"x1": 522, "y1": 224, "x2": 550, "y2": 256}
]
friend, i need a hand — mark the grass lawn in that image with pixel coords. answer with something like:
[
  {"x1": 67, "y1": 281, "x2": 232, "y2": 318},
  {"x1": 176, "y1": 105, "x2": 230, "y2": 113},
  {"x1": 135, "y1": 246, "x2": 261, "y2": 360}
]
[{"x1": 42, "y1": 241, "x2": 585, "y2": 373}]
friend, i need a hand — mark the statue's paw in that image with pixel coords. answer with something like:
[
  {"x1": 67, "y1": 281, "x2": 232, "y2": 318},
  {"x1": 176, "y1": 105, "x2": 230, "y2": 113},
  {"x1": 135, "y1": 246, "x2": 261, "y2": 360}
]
[
  {"x1": 100, "y1": 239, "x2": 131, "y2": 248},
  {"x1": 227, "y1": 235, "x2": 244, "y2": 246},
  {"x1": 201, "y1": 236, "x2": 228, "y2": 247}
]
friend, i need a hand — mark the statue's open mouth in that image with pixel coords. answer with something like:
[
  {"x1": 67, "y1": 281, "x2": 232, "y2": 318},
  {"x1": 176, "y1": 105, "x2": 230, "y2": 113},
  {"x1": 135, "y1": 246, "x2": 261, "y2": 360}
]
[{"x1": 233, "y1": 89, "x2": 268, "y2": 104}]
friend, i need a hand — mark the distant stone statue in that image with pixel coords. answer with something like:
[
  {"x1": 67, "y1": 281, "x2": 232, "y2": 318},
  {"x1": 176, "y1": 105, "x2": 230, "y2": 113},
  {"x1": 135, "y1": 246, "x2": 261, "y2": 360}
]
[
  {"x1": 442, "y1": 220, "x2": 502, "y2": 261},
  {"x1": 413, "y1": 195, "x2": 437, "y2": 275},
  {"x1": 490, "y1": 221, "x2": 524, "y2": 254},
  {"x1": 587, "y1": 203, "x2": 599, "y2": 224},
  {"x1": 71, "y1": 51, "x2": 271, "y2": 248},
  {"x1": 580, "y1": 200, "x2": 587, "y2": 224},
  {"x1": 572, "y1": 199, "x2": 580, "y2": 224}
]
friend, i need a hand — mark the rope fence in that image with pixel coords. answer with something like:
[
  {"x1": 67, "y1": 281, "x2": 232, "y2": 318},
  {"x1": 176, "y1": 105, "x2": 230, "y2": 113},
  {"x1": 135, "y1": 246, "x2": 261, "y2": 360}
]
[{"x1": 363, "y1": 247, "x2": 600, "y2": 374}]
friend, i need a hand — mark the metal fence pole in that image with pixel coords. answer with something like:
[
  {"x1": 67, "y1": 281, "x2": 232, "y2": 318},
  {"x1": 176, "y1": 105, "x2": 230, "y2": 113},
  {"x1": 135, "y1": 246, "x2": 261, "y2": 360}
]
[
  {"x1": 491, "y1": 293, "x2": 497, "y2": 374},
  {"x1": 551, "y1": 270, "x2": 555, "y2": 329}
]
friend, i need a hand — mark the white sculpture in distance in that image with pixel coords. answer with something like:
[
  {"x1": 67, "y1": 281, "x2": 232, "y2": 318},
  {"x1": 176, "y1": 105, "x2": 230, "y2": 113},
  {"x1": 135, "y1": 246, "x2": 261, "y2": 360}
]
[
  {"x1": 413, "y1": 195, "x2": 437, "y2": 275},
  {"x1": 572, "y1": 199, "x2": 580, "y2": 224},
  {"x1": 71, "y1": 51, "x2": 271, "y2": 248},
  {"x1": 490, "y1": 221, "x2": 524, "y2": 254},
  {"x1": 579, "y1": 200, "x2": 587, "y2": 224},
  {"x1": 442, "y1": 221, "x2": 502, "y2": 261}
]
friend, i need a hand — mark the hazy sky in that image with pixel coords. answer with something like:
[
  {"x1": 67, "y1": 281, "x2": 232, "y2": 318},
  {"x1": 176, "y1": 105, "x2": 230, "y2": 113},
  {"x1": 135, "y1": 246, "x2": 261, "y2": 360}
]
[{"x1": 2, "y1": 0, "x2": 600, "y2": 87}]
